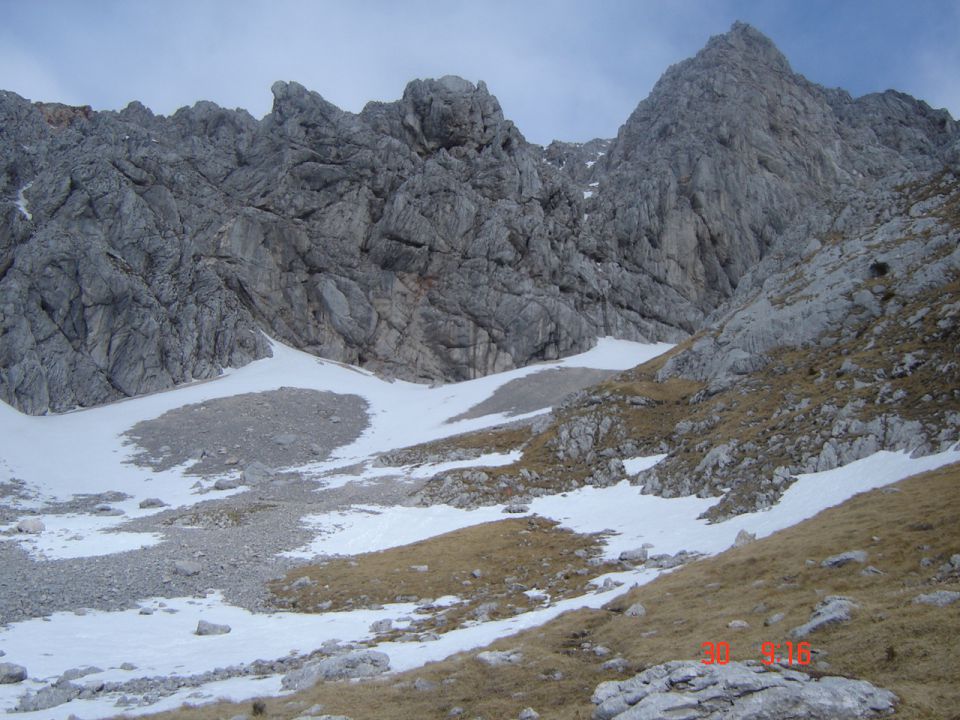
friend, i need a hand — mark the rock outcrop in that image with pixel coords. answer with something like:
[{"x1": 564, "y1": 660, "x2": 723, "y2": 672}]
[
  {"x1": 2, "y1": 23, "x2": 957, "y2": 414},
  {"x1": 591, "y1": 660, "x2": 897, "y2": 719}
]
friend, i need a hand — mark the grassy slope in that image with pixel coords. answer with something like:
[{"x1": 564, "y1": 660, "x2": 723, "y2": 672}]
[{"x1": 142, "y1": 462, "x2": 960, "y2": 720}]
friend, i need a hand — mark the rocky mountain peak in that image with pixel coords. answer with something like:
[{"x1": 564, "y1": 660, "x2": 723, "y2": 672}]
[
  {"x1": 707, "y1": 21, "x2": 792, "y2": 72},
  {"x1": 370, "y1": 74, "x2": 515, "y2": 156},
  {"x1": 267, "y1": 80, "x2": 344, "y2": 134},
  {"x1": 1, "y1": 26, "x2": 957, "y2": 415}
]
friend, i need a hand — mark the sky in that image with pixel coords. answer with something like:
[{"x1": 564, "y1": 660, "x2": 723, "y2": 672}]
[{"x1": 1, "y1": 0, "x2": 958, "y2": 146}]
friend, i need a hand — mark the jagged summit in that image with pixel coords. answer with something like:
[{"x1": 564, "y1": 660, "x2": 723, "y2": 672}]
[{"x1": 707, "y1": 20, "x2": 793, "y2": 70}]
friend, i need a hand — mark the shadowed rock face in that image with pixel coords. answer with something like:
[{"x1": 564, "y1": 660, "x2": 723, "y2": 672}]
[{"x1": 1, "y1": 23, "x2": 957, "y2": 414}]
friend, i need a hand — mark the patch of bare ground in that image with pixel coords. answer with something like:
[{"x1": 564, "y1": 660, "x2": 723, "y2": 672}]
[
  {"x1": 123, "y1": 387, "x2": 368, "y2": 475},
  {"x1": 268, "y1": 516, "x2": 619, "y2": 636},
  {"x1": 447, "y1": 366, "x2": 619, "y2": 422},
  {"x1": 132, "y1": 462, "x2": 960, "y2": 720},
  {"x1": 376, "y1": 423, "x2": 534, "y2": 466}
]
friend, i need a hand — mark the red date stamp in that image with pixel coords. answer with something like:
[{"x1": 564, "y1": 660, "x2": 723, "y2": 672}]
[{"x1": 701, "y1": 641, "x2": 811, "y2": 665}]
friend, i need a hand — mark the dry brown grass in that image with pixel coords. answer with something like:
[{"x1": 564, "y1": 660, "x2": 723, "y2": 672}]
[
  {"x1": 268, "y1": 516, "x2": 618, "y2": 635},
  {"x1": 134, "y1": 462, "x2": 960, "y2": 720},
  {"x1": 377, "y1": 423, "x2": 534, "y2": 465}
]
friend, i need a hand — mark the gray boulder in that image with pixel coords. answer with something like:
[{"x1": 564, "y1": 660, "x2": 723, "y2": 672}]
[
  {"x1": 16, "y1": 518, "x2": 44, "y2": 533},
  {"x1": 15, "y1": 682, "x2": 81, "y2": 712},
  {"x1": 242, "y1": 461, "x2": 275, "y2": 485},
  {"x1": 58, "y1": 665, "x2": 102, "y2": 682},
  {"x1": 173, "y1": 560, "x2": 202, "y2": 576},
  {"x1": 821, "y1": 551, "x2": 868, "y2": 568},
  {"x1": 913, "y1": 590, "x2": 960, "y2": 607},
  {"x1": 213, "y1": 476, "x2": 241, "y2": 490},
  {"x1": 624, "y1": 603, "x2": 646, "y2": 618},
  {"x1": 591, "y1": 660, "x2": 897, "y2": 719},
  {"x1": 195, "y1": 620, "x2": 231, "y2": 635},
  {"x1": 791, "y1": 596, "x2": 859, "y2": 638},
  {"x1": 618, "y1": 548, "x2": 648, "y2": 564},
  {"x1": 0, "y1": 662, "x2": 27, "y2": 684},
  {"x1": 476, "y1": 649, "x2": 523, "y2": 666},
  {"x1": 280, "y1": 650, "x2": 390, "y2": 690}
]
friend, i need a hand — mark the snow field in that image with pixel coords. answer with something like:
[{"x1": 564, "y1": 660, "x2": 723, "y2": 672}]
[{"x1": 1, "y1": 336, "x2": 958, "y2": 717}]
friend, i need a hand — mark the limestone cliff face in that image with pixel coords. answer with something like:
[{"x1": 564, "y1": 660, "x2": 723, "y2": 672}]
[{"x1": 1, "y1": 23, "x2": 956, "y2": 414}]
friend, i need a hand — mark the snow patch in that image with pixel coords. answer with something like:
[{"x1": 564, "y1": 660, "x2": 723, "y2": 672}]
[
  {"x1": 623, "y1": 454, "x2": 667, "y2": 475},
  {"x1": 15, "y1": 182, "x2": 33, "y2": 220}
]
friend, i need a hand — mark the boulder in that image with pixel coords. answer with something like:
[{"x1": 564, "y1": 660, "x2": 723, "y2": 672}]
[
  {"x1": 0, "y1": 662, "x2": 27, "y2": 684},
  {"x1": 16, "y1": 518, "x2": 45, "y2": 534},
  {"x1": 913, "y1": 590, "x2": 960, "y2": 607},
  {"x1": 591, "y1": 660, "x2": 897, "y2": 719},
  {"x1": 503, "y1": 503, "x2": 529, "y2": 514},
  {"x1": 476, "y1": 649, "x2": 523, "y2": 666},
  {"x1": 369, "y1": 619, "x2": 393, "y2": 633},
  {"x1": 174, "y1": 560, "x2": 202, "y2": 576},
  {"x1": 624, "y1": 603, "x2": 646, "y2": 618},
  {"x1": 280, "y1": 651, "x2": 390, "y2": 690},
  {"x1": 195, "y1": 620, "x2": 231, "y2": 635},
  {"x1": 58, "y1": 666, "x2": 102, "y2": 682},
  {"x1": 138, "y1": 497, "x2": 167, "y2": 509},
  {"x1": 821, "y1": 550, "x2": 868, "y2": 568},
  {"x1": 618, "y1": 548, "x2": 648, "y2": 564},
  {"x1": 242, "y1": 461, "x2": 275, "y2": 485},
  {"x1": 15, "y1": 682, "x2": 81, "y2": 712},
  {"x1": 790, "y1": 596, "x2": 859, "y2": 638}
]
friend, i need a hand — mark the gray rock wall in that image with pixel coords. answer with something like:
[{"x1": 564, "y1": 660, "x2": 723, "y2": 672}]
[{"x1": 1, "y1": 23, "x2": 956, "y2": 414}]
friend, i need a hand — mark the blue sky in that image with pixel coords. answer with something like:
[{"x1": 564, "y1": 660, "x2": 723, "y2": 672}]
[{"x1": 2, "y1": 0, "x2": 958, "y2": 145}]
